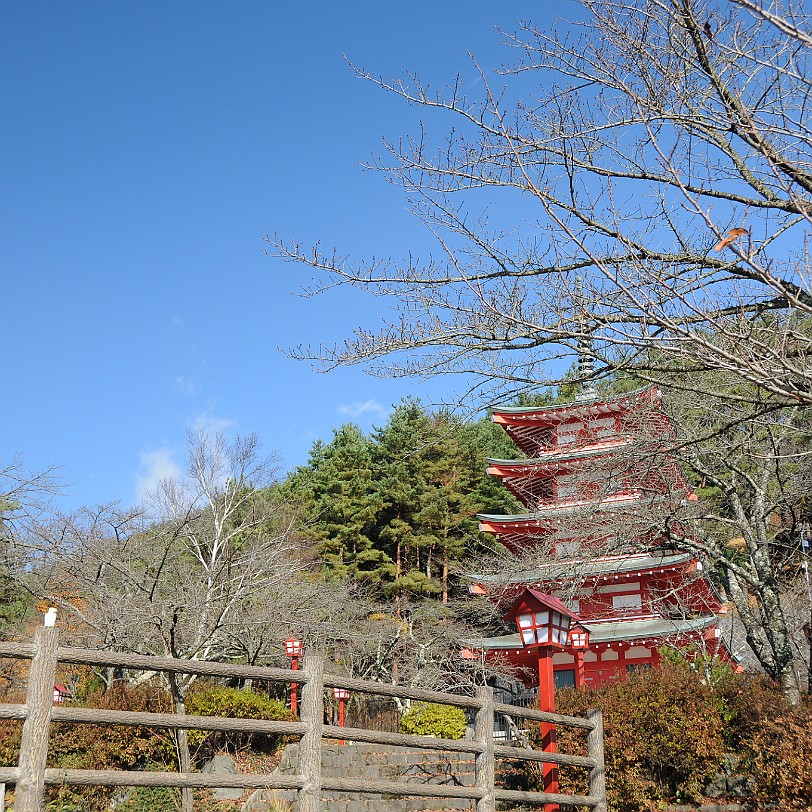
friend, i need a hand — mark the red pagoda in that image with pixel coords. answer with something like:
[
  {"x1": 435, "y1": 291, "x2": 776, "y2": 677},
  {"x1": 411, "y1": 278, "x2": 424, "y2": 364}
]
[{"x1": 471, "y1": 384, "x2": 736, "y2": 689}]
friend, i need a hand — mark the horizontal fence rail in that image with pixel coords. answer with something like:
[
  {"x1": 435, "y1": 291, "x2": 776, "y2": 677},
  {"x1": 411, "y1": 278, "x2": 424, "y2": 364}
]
[
  {"x1": 0, "y1": 767, "x2": 306, "y2": 790},
  {"x1": 0, "y1": 627, "x2": 607, "y2": 812},
  {"x1": 0, "y1": 641, "x2": 301, "y2": 685},
  {"x1": 493, "y1": 699, "x2": 599, "y2": 728}
]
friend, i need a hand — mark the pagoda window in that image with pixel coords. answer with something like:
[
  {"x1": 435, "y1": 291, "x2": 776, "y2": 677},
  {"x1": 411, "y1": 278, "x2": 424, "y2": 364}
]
[
  {"x1": 612, "y1": 593, "x2": 643, "y2": 612},
  {"x1": 586, "y1": 416, "x2": 620, "y2": 442},
  {"x1": 557, "y1": 422, "x2": 584, "y2": 446},
  {"x1": 597, "y1": 581, "x2": 641, "y2": 594},
  {"x1": 557, "y1": 417, "x2": 621, "y2": 447}
]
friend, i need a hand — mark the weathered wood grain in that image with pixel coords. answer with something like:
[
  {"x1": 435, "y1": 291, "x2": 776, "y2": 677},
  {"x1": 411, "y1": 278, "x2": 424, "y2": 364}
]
[
  {"x1": 297, "y1": 654, "x2": 324, "y2": 812},
  {"x1": 587, "y1": 708, "x2": 608, "y2": 812},
  {"x1": 15, "y1": 627, "x2": 58, "y2": 812},
  {"x1": 475, "y1": 685, "x2": 496, "y2": 812}
]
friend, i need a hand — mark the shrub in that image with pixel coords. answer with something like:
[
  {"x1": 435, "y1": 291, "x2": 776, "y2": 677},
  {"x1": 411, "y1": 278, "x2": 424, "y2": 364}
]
[
  {"x1": 184, "y1": 684, "x2": 294, "y2": 761},
  {"x1": 114, "y1": 785, "x2": 181, "y2": 812},
  {"x1": 1, "y1": 682, "x2": 178, "y2": 812},
  {"x1": 47, "y1": 682, "x2": 176, "y2": 773},
  {"x1": 114, "y1": 785, "x2": 253, "y2": 812},
  {"x1": 0, "y1": 718, "x2": 22, "y2": 765},
  {"x1": 711, "y1": 670, "x2": 789, "y2": 750},
  {"x1": 398, "y1": 702, "x2": 467, "y2": 739},
  {"x1": 747, "y1": 697, "x2": 812, "y2": 809},
  {"x1": 514, "y1": 664, "x2": 726, "y2": 811}
]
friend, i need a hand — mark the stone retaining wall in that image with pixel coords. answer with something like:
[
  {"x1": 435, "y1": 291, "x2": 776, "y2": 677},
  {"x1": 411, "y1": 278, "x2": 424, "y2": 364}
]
[{"x1": 242, "y1": 742, "x2": 476, "y2": 812}]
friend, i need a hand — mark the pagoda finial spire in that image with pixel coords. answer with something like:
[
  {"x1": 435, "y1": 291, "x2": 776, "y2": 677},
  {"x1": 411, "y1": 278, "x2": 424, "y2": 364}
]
[{"x1": 574, "y1": 276, "x2": 598, "y2": 402}]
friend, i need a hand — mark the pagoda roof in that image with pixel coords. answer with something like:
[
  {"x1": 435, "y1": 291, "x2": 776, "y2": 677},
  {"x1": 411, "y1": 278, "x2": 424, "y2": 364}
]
[
  {"x1": 474, "y1": 551, "x2": 697, "y2": 586},
  {"x1": 492, "y1": 385, "x2": 659, "y2": 420},
  {"x1": 487, "y1": 442, "x2": 630, "y2": 469},
  {"x1": 478, "y1": 492, "x2": 644, "y2": 524},
  {"x1": 474, "y1": 614, "x2": 717, "y2": 650}
]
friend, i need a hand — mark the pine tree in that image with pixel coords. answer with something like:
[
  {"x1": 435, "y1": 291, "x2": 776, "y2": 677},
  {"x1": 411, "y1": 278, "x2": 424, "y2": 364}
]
[
  {"x1": 372, "y1": 399, "x2": 440, "y2": 613},
  {"x1": 285, "y1": 402, "x2": 522, "y2": 607},
  {"x1": 286, "y1": 425, "x2": 390, "y2": 582}
]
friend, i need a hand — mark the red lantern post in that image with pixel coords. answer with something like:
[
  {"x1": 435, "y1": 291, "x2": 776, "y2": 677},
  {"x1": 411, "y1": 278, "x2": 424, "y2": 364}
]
[
  {"x1": 568, "y1": 621, "x2": 591, "y2": 688},
  {"x1": 333, "y1": 687, "x2": 350, "y2": 745},
  {"x1": 508, "y1": 589, "x2": 583, "y2": 812},
  {"x1": 284, "y1": 638, "x2": 303, "y2": 715}
]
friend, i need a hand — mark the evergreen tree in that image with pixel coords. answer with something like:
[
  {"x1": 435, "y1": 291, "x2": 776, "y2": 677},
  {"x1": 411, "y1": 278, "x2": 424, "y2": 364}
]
[
  {"x1": 459, "y1": 414, "x2": 523, "y2": 518},
  {"x1": 286, "y1": 425, "x2": 391, "y2": 583},
  {"x1": 372, "y1": 399, "x2": 441, "y2": 611},
  {"x1": 283, "y1": 401, "x2": 522, "y2": 607}
]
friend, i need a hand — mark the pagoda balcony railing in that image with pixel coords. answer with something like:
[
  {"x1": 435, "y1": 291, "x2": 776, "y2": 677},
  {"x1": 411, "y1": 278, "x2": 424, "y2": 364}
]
[
  {"x1": 536, "y1": 437, "x2": 628, "y2": 456},
  {"x1": 583, "y1": 609, "x2": 661, "y2": 623},
  {"x1": 533, "y1": 489, "x2": 642, "y2": 512}
]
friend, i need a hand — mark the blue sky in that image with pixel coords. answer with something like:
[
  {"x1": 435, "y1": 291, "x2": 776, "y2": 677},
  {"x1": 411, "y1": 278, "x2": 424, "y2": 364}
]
[{"x1": 1, "y1": 2, "x2": 575, "y2": 510}]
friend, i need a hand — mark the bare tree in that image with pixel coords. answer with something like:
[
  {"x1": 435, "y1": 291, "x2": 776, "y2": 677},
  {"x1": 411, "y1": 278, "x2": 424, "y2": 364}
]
[
  {"x1": 661, "y1": 379, "x2": 811, "y2": 700},
  {"x1": 0, "y1": 456, "x2": 59, "y2": 638},
  {"x1": 35, "y1": 430, "x2": 302, "y2": 812},
  {"x1": 319, "y1": 592, "x2": 505, "y2": 720},
  {"x1": 269, "y1": 0, "x2": 812, "y2": 417},
  {"x1": 0, "y1": 454, "x2": 58, "y2": 526},
  {"x1": 267, "y1": 0, "x2": 812, "y2": 699}
]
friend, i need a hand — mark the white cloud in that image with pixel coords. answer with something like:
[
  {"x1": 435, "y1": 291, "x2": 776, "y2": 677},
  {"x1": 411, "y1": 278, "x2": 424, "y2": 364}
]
[
  {"x1": 189, "y1": 412, "x2": 236, "y2": 435},
  {"x1": 135, "y1": 448, "x2": 182, "y2": 504},
  {"x1": 174, "y1": 376, "x2": 201, "y2": 397},
  {"x1": 170, "y1": 315, "x2": 184, "y2": 328},
  {"x1": 338, "y1": 399, "x2": 389, "y2": 421}
]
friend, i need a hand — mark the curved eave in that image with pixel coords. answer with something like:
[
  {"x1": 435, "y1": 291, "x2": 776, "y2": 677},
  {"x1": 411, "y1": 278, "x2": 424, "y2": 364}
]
[
  {"x1": 478, "y1": 493, "x2": 643, "y2": 529},
  {"x1": 492, "y1": 385, "x2": 661, "y2": 423},
  {"x1": 486, "y1": 443, "x2": 629, "y2": 473},
  {"x1": 473, "y1": 551, "x2": 697, "y2": 585}
]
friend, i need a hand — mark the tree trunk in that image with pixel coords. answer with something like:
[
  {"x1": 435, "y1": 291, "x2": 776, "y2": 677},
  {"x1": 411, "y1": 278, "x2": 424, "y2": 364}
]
[
  {"x1": 395, "y1": 539, "x2": 402, "y2": 619},
  {"x1": 442, "y1": 552, "x2": 449, "y2": 605},
  {"x1": 779, "y1": 666, "x2": 801, "y2": 706},
  {"x1": 720, "y1": 559, "x2": 801, "y2": 704},
  {"x1": 168, "y1": 673, "x2": 193, "y2": 812}
]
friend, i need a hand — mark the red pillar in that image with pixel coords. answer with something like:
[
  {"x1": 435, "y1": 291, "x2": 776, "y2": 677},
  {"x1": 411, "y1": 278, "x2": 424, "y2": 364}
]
[
  {"x1": 575, "y1": 651, "x2": 585, "y2": 688},
  {"x1": 537, "y1": 648, "x2": 559, "y2": 812},
  {"x1": 290, "y1": 656, "x2": 299, "y2": 715},
  {"x1": 338, "y1": 697, "x2": 346, "y2": 745}
]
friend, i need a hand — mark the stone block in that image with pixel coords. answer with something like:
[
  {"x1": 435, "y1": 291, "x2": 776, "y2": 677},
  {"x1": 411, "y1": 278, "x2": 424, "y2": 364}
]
[{"x1": 201, "y1": 754, "x2": 243, "y2": 801}]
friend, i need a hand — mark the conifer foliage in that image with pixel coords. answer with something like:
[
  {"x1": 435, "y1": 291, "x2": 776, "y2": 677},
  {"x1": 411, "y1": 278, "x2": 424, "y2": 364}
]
[{"x1": 285, "y1": 398, "x2": 519, "y2": 607}]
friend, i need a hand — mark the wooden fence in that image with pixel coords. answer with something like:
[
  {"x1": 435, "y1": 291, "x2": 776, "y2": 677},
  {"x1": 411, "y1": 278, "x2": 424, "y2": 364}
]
[{"x1": 0, "y1": 627, "x2": 607, "y2": 812}]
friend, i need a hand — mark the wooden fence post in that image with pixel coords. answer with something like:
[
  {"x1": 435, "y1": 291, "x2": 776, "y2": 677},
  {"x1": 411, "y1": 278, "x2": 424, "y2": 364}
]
[
  {"x1": 15, "y1": 626, "x2": 59, "y2": 812},
  {"x1": 297, "y1": 654, "x2": 324, "y2": 812},
  {"x1": 474, "y1": 685, "x2": 495, "y2": 812},
  {"x1": 586, "y1": 709, "x2": 607, "y2": 812}
]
